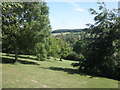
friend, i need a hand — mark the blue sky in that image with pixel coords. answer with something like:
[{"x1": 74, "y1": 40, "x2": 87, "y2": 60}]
[{"x1": 46, "y1": 1, "x2": 118, "y2": 30}]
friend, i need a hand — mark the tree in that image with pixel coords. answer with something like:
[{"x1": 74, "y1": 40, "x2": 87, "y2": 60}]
[
  {"x1": 2, "y1": 2, "x2": 51, "y2": 63},
  {"x1": 59, "y1": 40, "x2": 72, "y2": 61},
  {"x1": 59, "y1": 33, "x2": 80, "y2": 47},
  {"x1": 2, "y1": 2, "x2": 24, "y2": 62},
  {"x1": 73, "y1": 2, "x2": 120, "y2": 80},
  {"x1": 47, "y1": 36, "x2": 61, "y2": 60},
  {"x1": 47, "y1": 36, "x2": 73, "y2": 61}
]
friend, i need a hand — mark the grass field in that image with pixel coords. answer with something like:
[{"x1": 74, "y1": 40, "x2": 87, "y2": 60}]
[
  {"x1": 1, "y1": 53, "x2": 119, "y2": 88},
  {"x1": 52, "y1": 32, "x2": 70, "y2": 36}
]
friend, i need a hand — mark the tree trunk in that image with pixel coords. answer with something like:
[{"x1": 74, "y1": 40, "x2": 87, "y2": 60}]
[
  {"x1": 59, "y1": 58, "x2": 62, "y2": 61},
  {"x1": 14, "y1": 46, "x2": 19, "y2": 64}
]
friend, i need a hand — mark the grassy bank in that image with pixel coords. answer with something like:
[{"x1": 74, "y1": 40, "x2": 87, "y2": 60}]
[{"x1": 1, "y1": 53, "x2": 118, "y2": 88}]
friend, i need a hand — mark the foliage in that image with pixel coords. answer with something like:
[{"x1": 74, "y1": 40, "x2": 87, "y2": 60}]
[
  {"x1": 2, "y1": 2, "x2": 51, "y2": 61},
  {"x1": 47, "y1": 36, "x2": 72, "y2": 60},
  {"x1": 59, "y1": 33, "x2": 80, "y2": 46},
  {"x1": 53, "y1": 32, "x2": 86, "y2": 61},
  {"x1": 34, "y1": 42, "x2": 47, "y2": 61},
  {"x1": 63, "y1": 52, "x2": 83, "y2": 61},
  {"x1": 52, "y1": 29, "x2": 85, "y2": 33},
  {"x1": 73, "y1": 2, "x2": 120, "y2": 80},
  {"x1": 59, "y1": 39, "x2": 72, "y2": 61},
  {"x1": 47, "y1": 36, "x2": 61, "y2": 59}
]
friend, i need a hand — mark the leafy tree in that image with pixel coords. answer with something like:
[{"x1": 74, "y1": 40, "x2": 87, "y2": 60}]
[
  {"x1": 60, "y1": 33, "x2": 80, "y2": 46},
  {"x1": 59, "y1": 39, "x2": 72, "y2": 61},
  {"x1": 47, "y1": 36, "x2": 61, "y2": 60},
  {"x1": 34, "y1": 42, "x2": 47, "y2": 61},
  {"x1": 2, "y1": 2, "x2": 51, "y2": 62},
  {"x1": 73, "y1": 2, "x2": 120, "y2": 80},
  {"x1": 2, "y1": 2, "x2": 24, "y2": 62},
  {"x1": 47, "y1": 36, "x2": 72, "y2": 61}
]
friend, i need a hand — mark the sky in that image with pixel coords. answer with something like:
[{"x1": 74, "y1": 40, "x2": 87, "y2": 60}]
[{"x1": 46, "y1": 1, "x2": 119, "y2": 30}]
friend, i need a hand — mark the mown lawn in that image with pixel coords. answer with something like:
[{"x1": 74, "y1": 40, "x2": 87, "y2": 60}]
[{"x1": 1, "y1": 53, "x2": 119, "y2": 88}]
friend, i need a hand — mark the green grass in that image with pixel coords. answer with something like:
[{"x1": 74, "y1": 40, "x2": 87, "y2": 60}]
[
  {"x1": 52, "y1": 32, "x2": 70, "y2": 36},
  {"x1": 1, "y1": 53, "x2": 119, "y2": 88}
]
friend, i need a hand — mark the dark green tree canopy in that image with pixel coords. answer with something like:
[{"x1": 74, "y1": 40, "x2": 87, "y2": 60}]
[
  {"x1": 2, "y1": 2, "x2": 51, "y2": 61},
  {"x1": 73, "y1": 2, "x2": 120, "y2": 80}
]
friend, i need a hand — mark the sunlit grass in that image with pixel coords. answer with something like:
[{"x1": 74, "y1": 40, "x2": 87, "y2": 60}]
[{"x1": 1, "y1": 53, "x2": 118, "y2": 88}]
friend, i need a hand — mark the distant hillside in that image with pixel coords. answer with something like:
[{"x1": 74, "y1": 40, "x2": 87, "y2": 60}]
[{"x1": 52, "y1": 29, "x2": 87, "y2": 33}]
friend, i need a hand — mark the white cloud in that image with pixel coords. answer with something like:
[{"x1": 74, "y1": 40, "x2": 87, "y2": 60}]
[
  {"x1": 75, "y1": 8, "x2": 84, "y2": 12},
  {"x1": 68, "y1": 2, "x2": 85, "y2": 12},
  {"x1": 69, "y1": 2, "x2": 78, "y2": 7}
]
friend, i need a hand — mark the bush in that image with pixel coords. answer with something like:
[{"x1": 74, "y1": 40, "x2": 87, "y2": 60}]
[
  {"x1": 63, "y1": 53, "x2": 84, "y2": 61},
  {"x1": 34, "y1": 42, "x2": 47, "y2": 61}
]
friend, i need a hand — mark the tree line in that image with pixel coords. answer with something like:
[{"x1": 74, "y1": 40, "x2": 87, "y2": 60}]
[{"x1": 51, "y1": 29, "x2": 86, "y2": 33}]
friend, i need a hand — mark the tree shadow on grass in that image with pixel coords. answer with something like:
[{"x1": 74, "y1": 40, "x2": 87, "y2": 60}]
[
  {"x1": 40, "y1": 67, "x2": 111, "y2": 79},
  {"x1": 45, "y1": 67, "x2": 120, "y2": 80},
  {"x1": 2, "y1": 54, "x2": 37, "y2": 61},
  {"x1": 19, "y1": 55, "x2": 37, "y2": 61},
  {"x1": 1, "y1": 57, "x2": 40, "y2": 65},
  {"x1": 40, "y1": 67, "x2": 87, "y2": 76}
]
